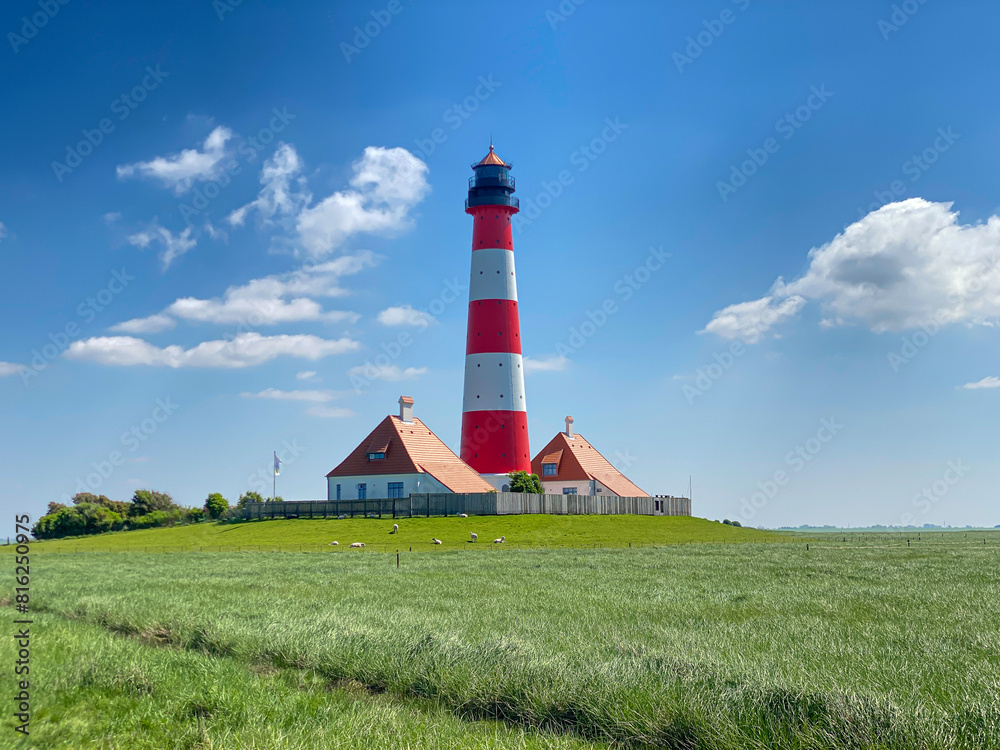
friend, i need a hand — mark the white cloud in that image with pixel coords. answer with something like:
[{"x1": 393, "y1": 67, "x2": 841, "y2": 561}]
[
  {"x1": 240, "y1": 388, "x2": 339, "y2": 402},
  {"x1": 960, "y1": 376, "x2": 1000, "y2": 390},
  {"x1": 376, "y1": 305, "x2": 436, "y2": 327},
  {"x1": 702, "y1": 199, "x2": 1000, "y2": 342},
  {"x1": 305, "y1": 405, "x2": 356, "y2": 418},
  {"x1": 522, "y1": 354, "x2": 570, "y2": 373},
  {"x1": 110, "y1": 313, "x2": 176, "y2": 334},
  {"x1": 0, "y1": 222, "x2": 8, "y2": 241},
  {"x1": 108, "y1": 251, "x2": 375, "y2": 332},
  {"x1": 296, "y1": 147, "x2": 430, "y2": 256},
  {"x1": 296, "y1": 370, "x2": 319, "y2": 381},
  {"x1": 228, "y1": 144, "x2": 308, "y2": 227},
  {"x1": 103, "y1": 212, "x2": 121, "y2": 225},
  {"x1": 348, "y1": 363, "x2": 427, "y2": 381},
  {"x1": 127, "y1": 222, "x2": 197, "y2": 270},
  {"x1": 0, "y1": 362, "x2": 25, "y2": 377},
  {"x1": 701, "y1": 294, "x2": 806, "y2": 343},
  {"x1": 64, "y1": 332, "x2": 359, "y2": 368},
  {"x1": 117, "y1": 126, "x2": 233, "y2": 194}
]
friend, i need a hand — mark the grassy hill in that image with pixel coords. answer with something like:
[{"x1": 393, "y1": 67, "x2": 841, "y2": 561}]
[{"x1": 21, "y1": 514, "x2": 789, "y2": 553}]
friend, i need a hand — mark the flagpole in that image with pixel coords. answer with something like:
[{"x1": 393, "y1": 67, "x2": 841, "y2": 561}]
[{"x1": 273, "y1": 451, "x2": 277, "y2": 501}]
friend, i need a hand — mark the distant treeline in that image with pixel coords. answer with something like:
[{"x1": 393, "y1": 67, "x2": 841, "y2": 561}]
[
  {"x1": 777, "y1": 524, "x2": 1000, "y2": 531},
  {"x1": 32, "y1": 490, "x2": 281, "y2": 540}
]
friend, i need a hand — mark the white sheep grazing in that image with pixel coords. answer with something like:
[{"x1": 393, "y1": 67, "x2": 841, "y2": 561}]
[
  {"x1": 337, "y1": 514, "x2": 347, "y2": 520},
  {"x1": 329, "y1": 541, "x2": 339, "y2": 546},
  {"x1": 493, "y1": 536, "x2": 505, "y2": 544},
  {"x1": 470, "y1": 532, "x2": 478, "y2": 542},
  {"x1": 350, "y1": 542, "x2": 365, "y2": 548},
  {"x1": 391, "y1": 524, "x2": 398, "y2": 534},
  {"x1": 458, "y1": 513, "x2": 468, "y2": 518},
  {"x1": 432, "y1": 538, "x2": 443, "y2": 545}
]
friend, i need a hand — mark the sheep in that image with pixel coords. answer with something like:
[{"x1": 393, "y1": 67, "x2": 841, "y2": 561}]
[
  {"x1": 350, "y1": 542, "x2": 365, "y2": 548},
  {"x1": 329, "y1": 541, "x2": 339, "y2": 546},
  {"x1": 337, "y1": 514, "x2": 347, "y2": 520},
  {"x1": 458, "y1": 513, "x2": 468, "y2": 518},
  {"x1": 469, "y1": 532, "x2": 478, "y2": 542},
  {"x1": 432, "y1": 538, "x2": 443, "y2": 545},
  {"x1": 493, "y1": 536, "x2": 505, "y2": 544},
  {"x1": 390, "y1": 523, "x2": 398, "y2": 534}
]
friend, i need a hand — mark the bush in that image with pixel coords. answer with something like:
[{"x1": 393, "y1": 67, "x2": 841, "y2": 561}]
[
  {"x1": 204, "y1": 493, "x2": 229, "y2": 519},
  {"x1": 507, "y1": 470, "x2": 543, "y2": 494},
  {"x1": 236, "y1": 491, "x2": 264, "y2": 508},
  {"x1": 129, "y1": 490, "x2": 176, "y2": 517},
  {"x1": 127, "y1": 509, "x2": 184, "y2": 530},
  {"x1": 32, "y1": 503, "x2": 124, "y2": 539},
  {"x1": 185, "y1": 507, "x2": 206, "y2": 524}
]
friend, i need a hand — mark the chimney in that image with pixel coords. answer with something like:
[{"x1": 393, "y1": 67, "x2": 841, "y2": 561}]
[
  {"x1": 564, "y1": 415, "x2": 574, "y2": 438},
  {"x1": 399, "y1": 395, "x2": 414, "y2": 423}
]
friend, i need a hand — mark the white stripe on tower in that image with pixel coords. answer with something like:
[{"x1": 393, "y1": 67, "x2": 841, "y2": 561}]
[{"x1": 469, "y1": 248, "x2": 517, "y2": 302}]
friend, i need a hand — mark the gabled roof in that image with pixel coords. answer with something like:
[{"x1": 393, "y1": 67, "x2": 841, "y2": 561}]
[
  {"x1": 327, "y1": 415, "x2": 494, "y2": 493},
  {"x1": 531, "y1": 431, "x2": 649, "y2": 497}
]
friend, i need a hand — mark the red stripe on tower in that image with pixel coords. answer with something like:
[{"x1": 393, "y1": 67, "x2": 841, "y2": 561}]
[{"x1": 460, "y1": 142, "x2": 530, "y2": 484}]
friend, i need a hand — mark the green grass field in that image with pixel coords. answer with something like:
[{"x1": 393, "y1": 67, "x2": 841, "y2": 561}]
[
  {"x1": 5, "y1": 526, "x2": 999, "y2": 749},
  {"x1": 12, "y1": 513, "x2": 787, "y2": 553}
]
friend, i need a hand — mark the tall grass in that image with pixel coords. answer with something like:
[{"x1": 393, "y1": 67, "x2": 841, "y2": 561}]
[
  {"x1": 0, "y1": 611, "x2": 603, "y2": 749},
  {"x1": 17, "y1": 539, "x2": 999, "y2": 748}
]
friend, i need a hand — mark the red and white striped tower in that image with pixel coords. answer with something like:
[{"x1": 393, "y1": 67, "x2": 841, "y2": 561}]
[{"x1": 460, "y1": 143, "x2": 530, "y2": 486}]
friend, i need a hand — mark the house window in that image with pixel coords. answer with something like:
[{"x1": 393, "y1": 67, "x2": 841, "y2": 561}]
[
  {"x1": 367, "y1": 452, "x2": 385, "y2": 461},
  {"x1": 388, "y1": 482, "x2": 404, "y2": 499},
  {"x1": 336, "y1": 484, "x2": 341, "y2": 501},
  {"x1": 562, "y1": 487, "x2": 578, "y2": 495},
  {"x1": 357, "y1": 483, "x2": 366, "y2": 500},
  {"x1": 542, "y1": 463, "x2": 557, "y2": 476}
]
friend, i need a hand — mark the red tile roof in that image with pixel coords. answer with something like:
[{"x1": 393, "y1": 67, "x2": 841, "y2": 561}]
[
  {"x1": 327, "y1": 415, "x2": 494, "y2": 493},
  {"x1": 531, "y1": 432, "x2": 648, "y2": 497}
]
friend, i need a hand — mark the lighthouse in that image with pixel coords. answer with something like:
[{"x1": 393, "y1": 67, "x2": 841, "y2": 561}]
[{"x1": 460, "y1": 142, "x2": 531, "y2": 487}]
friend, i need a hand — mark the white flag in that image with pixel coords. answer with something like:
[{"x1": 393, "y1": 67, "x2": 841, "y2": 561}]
[{"x1": 274, "y1": 451, "x2": 281, "y2": 476}]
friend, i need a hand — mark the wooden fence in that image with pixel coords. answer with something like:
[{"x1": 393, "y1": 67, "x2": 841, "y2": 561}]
[{"x1": 243, "y1": 493, "x2": 690, "y2": 520}]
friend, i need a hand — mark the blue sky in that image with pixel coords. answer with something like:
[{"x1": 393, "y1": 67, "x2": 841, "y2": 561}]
[{"x1": 3, "y1": 0, "x2": 1000, "y2": 533}]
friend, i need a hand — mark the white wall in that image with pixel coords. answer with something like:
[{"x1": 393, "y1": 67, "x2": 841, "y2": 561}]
[
  {"x1": 541, "y1": 479, "x2": 608, "y2": 496},
  {"x1": 327, "y1": 472, "x2": 451, "y2": 501}
]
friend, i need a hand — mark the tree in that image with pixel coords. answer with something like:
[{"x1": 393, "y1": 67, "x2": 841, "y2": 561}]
[
  {"x1": 46, "y1": 501, "x2": 67, "y2": 515},
  {"x1": 204, "y1": 493, "x2": 229, "y2": 519},
  {"x1": 129, "y1": 490, "x2": 176, "y2": 517},
  {"x1": 73, "y1": 492, "x2": 130, "y2": 518},
  {"x1": 506, "y1": 470, "x2": 543, "y2": 494},
  {"x1": 236, "y1": 491, "x2": 264, "y2": 508}
]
